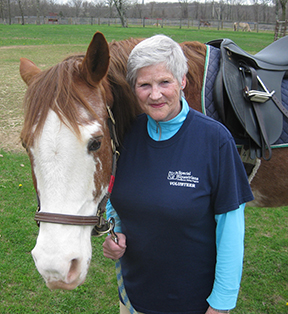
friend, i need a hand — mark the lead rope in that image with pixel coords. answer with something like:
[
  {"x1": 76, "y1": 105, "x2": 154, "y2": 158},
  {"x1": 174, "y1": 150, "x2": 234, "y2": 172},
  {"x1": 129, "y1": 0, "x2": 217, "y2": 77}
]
[
  {"x1": 106, "y1": 106, "x2": 138, "y2": 314},
  {"x1": 115, "y1": 260, "x2": 138, "y2": 314}
]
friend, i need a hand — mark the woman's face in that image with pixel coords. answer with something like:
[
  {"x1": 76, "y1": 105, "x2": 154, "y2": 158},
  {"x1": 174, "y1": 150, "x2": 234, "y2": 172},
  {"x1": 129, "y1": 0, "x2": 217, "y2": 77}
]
[{"x1": 134, "y1": 63, "x2": 186, "y2": 122}]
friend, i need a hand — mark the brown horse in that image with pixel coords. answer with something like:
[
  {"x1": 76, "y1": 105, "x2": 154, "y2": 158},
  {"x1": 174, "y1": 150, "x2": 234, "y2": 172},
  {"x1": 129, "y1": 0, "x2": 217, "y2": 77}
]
[
  {"x1": 20, "y1": 32, "x2": 287, "y2": 290},
  {"x1": 108, "y1": 36, "x2": 288, "y2": 208}
]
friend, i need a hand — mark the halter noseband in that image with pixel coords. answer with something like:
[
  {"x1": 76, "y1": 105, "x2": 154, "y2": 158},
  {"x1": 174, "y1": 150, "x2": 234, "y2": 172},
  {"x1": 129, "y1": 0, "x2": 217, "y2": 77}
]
[{"x1": 34, "y1": 105, "x2": 119, "y2": 241}]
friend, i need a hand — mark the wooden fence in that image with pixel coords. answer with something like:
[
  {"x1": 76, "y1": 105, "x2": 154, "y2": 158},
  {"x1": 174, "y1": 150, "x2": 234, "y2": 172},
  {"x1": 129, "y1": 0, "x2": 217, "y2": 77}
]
[{"x1": 1, "y1": 16, "x2": 276, "y2": 32}]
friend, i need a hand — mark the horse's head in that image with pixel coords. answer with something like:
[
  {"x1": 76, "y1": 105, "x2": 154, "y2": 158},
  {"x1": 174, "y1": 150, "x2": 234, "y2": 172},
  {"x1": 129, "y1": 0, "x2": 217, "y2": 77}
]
[{"x1": 20, "y1": 32, "x2": 114, "y2": 290}]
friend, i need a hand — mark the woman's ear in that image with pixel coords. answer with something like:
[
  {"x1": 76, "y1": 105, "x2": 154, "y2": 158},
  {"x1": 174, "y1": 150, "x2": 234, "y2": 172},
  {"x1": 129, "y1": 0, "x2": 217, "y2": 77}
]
[{"x1": 181, "y1": 75, "x2": 187, "y2": 90}]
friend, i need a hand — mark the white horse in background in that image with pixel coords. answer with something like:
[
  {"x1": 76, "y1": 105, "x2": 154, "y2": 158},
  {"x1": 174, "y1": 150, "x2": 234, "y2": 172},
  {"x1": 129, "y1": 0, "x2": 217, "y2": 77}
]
[{"x1": 234, "y1": 22, "x2": 251, "y2": 32}]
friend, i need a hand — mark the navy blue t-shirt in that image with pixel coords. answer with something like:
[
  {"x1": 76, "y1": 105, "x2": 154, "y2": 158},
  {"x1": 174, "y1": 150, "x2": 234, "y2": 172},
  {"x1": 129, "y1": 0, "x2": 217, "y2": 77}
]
[{"x1": 110, "y1": 109, "x2": 253, "y2": 314}]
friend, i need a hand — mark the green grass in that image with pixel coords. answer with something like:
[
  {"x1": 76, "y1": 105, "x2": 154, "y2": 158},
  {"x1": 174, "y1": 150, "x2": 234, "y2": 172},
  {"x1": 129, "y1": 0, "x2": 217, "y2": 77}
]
[
  {"x1": 1, "y1": 149, "x2": 287, "y2": 313},
  {"x1": 0, "y1": 24, "x2": 274, "y2": 52},
  {"x1": 1, "y1": 24, "x2": 287, "y2": 313}
]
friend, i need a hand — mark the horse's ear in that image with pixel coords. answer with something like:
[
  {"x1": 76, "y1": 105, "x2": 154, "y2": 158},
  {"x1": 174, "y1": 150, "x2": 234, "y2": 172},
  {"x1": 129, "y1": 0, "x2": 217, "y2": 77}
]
[
  {"x1": 81, "y1": 32, "x2": 110, "y2": 85},
  {"x1": 20, "y1": 58, "x2": 42, "y2": 86}
]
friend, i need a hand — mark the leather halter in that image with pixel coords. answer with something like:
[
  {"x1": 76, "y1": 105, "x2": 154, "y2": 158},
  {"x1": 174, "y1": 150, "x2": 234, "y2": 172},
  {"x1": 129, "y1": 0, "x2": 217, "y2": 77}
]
[{"x1": 34, "y1": 105, "x2": 119, "y2": 238}]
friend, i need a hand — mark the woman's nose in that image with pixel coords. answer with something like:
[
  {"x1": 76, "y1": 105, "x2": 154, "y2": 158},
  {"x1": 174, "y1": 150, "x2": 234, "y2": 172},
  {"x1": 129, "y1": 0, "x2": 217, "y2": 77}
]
[{"x1": 150, "y1": 85, "x2": 161, "y2": 100}]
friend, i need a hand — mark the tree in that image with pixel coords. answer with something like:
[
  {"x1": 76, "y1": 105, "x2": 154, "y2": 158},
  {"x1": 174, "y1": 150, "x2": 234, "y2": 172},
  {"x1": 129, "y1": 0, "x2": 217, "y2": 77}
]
[
  {"x1": 107, "y1": 0, "x2": 113, "y2": 19},
  {"x1": 252, "y1": 0, "x2": 260, "y2": 23},
  {"x1": 278, "y1": 0, "x2": 287, "y2": 20},
  {"x1": 36, "y1": 0, "x2": 40, "y2": 24},
  {"x1": 82, "y1": 1, "x2": 90, "y2": 17},
  {"x1": 71, "y1": 0, "x2": 83, "y2": 18},
  {"x1": 130, "y1": 0, "x2": 142, "y2": 19},
  {"x1": 179, "y1": 0, "x2": 189, "y2": 19},
  {"x1": 7, "y1": 0, "x2": 11, "y2": 24},
  {"x1": 113, "y1": 0, "x2": 128, "y2": 27},
  {"x1": 0, "y1": 0, "x2": 2, "y2": 19},
  {"x1": 17, "y1": 0, "x2": 24, "y2": 24}
]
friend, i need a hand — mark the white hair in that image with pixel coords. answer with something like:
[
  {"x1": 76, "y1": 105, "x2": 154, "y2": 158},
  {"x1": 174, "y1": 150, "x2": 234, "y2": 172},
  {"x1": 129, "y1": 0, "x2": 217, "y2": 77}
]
[{"x1": 126, "y1": 34, "x2": 188, "y2": 91}]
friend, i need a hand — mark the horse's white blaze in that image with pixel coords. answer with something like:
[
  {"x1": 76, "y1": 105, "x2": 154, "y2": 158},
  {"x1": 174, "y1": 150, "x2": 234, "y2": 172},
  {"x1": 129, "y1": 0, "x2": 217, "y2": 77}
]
[{"x1": 31, "y1": 110, "x2": 107, "y2": 289}]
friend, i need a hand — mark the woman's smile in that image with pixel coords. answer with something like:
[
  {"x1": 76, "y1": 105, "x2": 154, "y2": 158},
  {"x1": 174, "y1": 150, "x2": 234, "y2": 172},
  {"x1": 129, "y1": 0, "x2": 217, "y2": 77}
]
[
  {"x1": 150, "y1": 102, "x2": 165, "y2": 108},
  {"x1": 134, "y1": 63, "x2": 186, "y2": 122}
]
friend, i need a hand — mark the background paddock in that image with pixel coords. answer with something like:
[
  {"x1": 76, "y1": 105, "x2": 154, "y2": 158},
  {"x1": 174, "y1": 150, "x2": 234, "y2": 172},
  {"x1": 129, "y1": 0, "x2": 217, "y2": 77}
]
[{"x1": 0, "y1": 25, "x2": 287, "y2": 313}]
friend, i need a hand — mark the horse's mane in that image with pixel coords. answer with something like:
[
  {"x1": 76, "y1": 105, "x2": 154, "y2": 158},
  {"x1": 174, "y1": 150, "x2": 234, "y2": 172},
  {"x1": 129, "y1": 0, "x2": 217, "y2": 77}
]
[
  {"x1": 180, "y1": 41, "x2": 207, "y2": 110},
  {"x1": 21, "y1": 38, "x2": 207, "y2": 147},
  {"x1": 21, "y1": 55, "x2": 109, "y2": 146},
  {"x1": 107, "y1": 38, "x2": 143, "y2": 142}
]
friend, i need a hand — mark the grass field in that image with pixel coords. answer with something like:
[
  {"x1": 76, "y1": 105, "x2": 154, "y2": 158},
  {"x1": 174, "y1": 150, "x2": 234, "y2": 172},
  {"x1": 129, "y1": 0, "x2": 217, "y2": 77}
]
[
  {"x1": 1, "y1": 24, "x2": 288, "y2": 313},
  {"x1": 0, "y1": 24, "x2": 275, "y2": 49}
]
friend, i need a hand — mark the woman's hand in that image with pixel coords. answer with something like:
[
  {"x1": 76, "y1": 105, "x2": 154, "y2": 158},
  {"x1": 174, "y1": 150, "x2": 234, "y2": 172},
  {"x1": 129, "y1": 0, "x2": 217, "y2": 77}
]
[{"x1": 103, "y1": 233, "x2": 127, "y2": 260}]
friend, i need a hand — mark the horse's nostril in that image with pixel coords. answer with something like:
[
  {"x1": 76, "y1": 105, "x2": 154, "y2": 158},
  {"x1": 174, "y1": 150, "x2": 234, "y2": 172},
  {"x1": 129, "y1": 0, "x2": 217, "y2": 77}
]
[
  {"x1": 67, "y1": 258, "x2": 79, "y2": 282},
  {"x1": 70, "y1": 258, "x2": 78, "y2": 272}
]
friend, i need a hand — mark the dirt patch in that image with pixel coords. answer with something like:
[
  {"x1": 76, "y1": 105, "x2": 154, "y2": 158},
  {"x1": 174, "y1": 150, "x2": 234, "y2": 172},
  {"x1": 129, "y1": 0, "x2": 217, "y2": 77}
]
[
  {"x1": 0, "y1": 44, "x2": 86, "y2": 153},
  {"x1": 0, "y1": 124, "x2": 23, "y2": 152}
]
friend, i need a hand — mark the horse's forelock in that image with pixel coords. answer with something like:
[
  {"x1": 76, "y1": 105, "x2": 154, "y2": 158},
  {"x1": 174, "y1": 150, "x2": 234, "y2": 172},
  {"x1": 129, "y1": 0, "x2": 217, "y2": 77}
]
[{"x1": 21, "y1": 55, "x2": 108, "y2": 147}]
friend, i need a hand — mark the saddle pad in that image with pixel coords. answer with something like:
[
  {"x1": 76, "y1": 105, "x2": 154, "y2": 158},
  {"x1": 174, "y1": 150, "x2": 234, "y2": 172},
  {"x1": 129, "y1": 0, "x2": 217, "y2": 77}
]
[{"x1": 201, "y1": 44, "x2": 288, "y2": 148}]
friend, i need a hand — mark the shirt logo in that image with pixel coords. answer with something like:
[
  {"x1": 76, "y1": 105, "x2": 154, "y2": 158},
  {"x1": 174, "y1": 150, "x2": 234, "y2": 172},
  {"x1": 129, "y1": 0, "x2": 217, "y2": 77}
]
[{"x1": 167, "y1": 171, "x2": 199, "y2": 188}]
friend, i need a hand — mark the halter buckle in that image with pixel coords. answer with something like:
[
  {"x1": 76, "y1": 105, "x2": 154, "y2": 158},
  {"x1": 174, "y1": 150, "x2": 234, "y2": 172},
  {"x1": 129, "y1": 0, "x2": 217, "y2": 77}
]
[{"x1": 92, "y1": 217, "x2": 118, "y2": 244}]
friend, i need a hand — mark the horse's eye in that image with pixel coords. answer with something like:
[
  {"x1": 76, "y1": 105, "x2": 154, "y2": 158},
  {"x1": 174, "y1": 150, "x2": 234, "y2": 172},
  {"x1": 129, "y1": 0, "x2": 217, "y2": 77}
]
[{"x1": 88, "y1": 138, "x2": 101, "y2": 152}]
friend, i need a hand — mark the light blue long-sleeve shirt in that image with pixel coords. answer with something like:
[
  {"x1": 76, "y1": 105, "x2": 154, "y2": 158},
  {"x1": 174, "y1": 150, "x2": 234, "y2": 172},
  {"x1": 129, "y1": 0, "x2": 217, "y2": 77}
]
[{"x1": 107, "y1": 98, "x2": 245, "y2": 311}]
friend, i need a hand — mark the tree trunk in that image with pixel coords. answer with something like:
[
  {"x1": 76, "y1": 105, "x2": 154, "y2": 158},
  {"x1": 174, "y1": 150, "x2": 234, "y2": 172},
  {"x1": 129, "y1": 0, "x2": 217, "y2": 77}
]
[
  {"x1": 279, "y1": 0, "x2": 287, "y2": 21},
  {"x1": 113, "y1": 0, "x2": 128, "y2": 27},
  {"x1": 7, "y1": 0, "x2": 11, "y2": 25},
  {"x1": 17, "y1": 0, "x2": 24, "y2": 25},
  {"x1": 36, "y1": 0, "x2": 40, "y2": 25}
]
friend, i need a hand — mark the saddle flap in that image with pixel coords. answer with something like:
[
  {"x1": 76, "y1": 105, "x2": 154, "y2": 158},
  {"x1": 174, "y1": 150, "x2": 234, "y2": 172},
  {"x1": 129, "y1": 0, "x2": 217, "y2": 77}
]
[
  {"x1": 207, "y1": 38, "x2": 288, "y2": 159},
  {"x1": 220, "y1": 44, "x2": 284, "y2": 148}
]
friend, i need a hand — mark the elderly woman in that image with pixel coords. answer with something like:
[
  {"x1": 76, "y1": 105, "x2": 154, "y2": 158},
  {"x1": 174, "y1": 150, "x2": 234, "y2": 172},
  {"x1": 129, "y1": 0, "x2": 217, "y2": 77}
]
[{"x1": 103, "y1": 35, "x2": 253, "y2": 314}]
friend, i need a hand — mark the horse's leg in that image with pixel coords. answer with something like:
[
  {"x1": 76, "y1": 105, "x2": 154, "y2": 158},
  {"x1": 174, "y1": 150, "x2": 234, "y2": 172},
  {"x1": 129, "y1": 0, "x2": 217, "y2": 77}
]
[{"x1": 249, "y1": 148, "x2": 288, "y2": 207}]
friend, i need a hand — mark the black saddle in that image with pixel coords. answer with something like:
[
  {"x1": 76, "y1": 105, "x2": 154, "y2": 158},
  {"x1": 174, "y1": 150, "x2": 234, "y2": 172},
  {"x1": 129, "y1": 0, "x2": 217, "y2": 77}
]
[{"x1": 207, "y1": 37, "x2": 288, "y2": 160}]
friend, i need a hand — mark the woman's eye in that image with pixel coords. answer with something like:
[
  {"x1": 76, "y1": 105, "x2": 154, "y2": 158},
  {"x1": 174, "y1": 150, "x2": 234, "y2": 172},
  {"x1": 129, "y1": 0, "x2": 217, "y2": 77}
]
[{"x1": 88, "y1": 138, "x2": 101, "y2": 152}]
